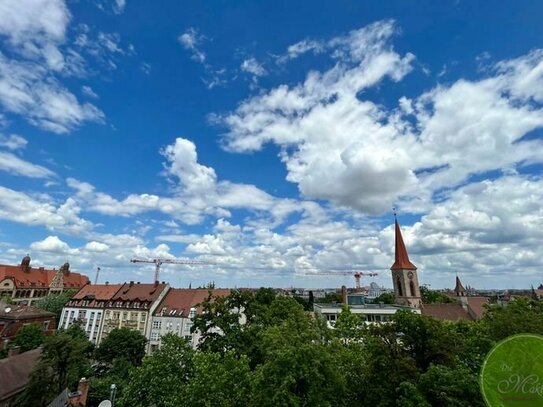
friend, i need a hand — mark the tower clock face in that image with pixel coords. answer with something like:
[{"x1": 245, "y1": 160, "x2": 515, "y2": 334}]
[{"x1": 407, "y1": 271, "x2": 414, "y2": 279}]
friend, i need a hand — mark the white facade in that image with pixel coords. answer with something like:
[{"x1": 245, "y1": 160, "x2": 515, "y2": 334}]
[
  {"x1": 314, "y1": 303, "x2": 421, "y2": 328},
  {"x1": 149, "y1": 307, "x2": 198, "y2": 352},
  {"x1": 58, "y1": 306, "x2": 104, "y2": 344}
]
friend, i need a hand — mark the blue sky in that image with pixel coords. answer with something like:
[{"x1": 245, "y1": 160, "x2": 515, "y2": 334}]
[{"x1": 1, "y1": 0, "x2": 543, "y2": 289}]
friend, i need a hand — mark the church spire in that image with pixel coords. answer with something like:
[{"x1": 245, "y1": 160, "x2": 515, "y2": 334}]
[
  {"x1": 454, "y1": 275, "x2": 466, "y2": 296},
  {"x1": 390, "y1": 217, "x2": 417, "y2": 271}
]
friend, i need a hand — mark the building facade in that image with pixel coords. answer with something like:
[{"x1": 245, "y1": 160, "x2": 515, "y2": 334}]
[
  {"x1": 0, "y1": 257, "x2": 89, "y2": 306},
  {"x1": 97, "y1": 282, "x2": 169, "y2": 345},
  {"x1": 58, "y1": 283, "x2": 123, "y2": 344},
  {"x1": 149, "y1": 288, "x2": 230, "y2": 352}
]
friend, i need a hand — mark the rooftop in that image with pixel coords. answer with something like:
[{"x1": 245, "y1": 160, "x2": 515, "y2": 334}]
[
  {"x1": 0, "y1": 348, "x2": 42, "y2": 401},
  {"x1": 112, "y1": 282, "x2": 168, "y2": 302},
  {"x1": 0, "y1": 303, "x2": 55, "y2": 320},
  {"x1": 72, "y1": 284, "x2": 123, "y2": 301},
  {"x1": 154, "y1": 288, "x2": 230, "y2": 317},
  {"x1": 0, "y1": 260, "x2": 89, "y2": 289},
  {"x1": 421, "y1": 303, "x2": 473, "y2": 321}
]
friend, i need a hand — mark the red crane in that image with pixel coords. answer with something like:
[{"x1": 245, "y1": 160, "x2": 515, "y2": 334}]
[
  {"x1": 305, "y1": 270, "x2": 378, "y2": 290},
  {"x1": 130, "y1": 258, "x2": 208, "y2": 284}
]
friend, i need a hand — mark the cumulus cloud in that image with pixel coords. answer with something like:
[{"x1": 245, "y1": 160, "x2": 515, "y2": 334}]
[
  {"x1": 30, "y1": 235, "x2": 75, "y2": 254},
  {"x1": 220, "y1": 20, "x2": 543, "y2": 217}
]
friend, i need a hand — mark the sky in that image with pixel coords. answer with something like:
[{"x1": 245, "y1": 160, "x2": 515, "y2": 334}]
[{"x1": 1, "y1": 0, "x2": 543, "y2": 290}]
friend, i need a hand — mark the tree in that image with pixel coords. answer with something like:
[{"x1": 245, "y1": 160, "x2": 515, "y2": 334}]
[
  {"x1": 371, "y1": 292, "x2": 395, "y2": 304},
  {"x1": 119, "y1": 334, "x2": 193, "y2": 407},
  {"x1": 179, "y1": 352, "x2": 252, "y2": 407},
  {"x1": 18, "y1": 330, "x2": 91, "y2": 406},
  {"x1": 34, "y1": 289, "x2": 77, "y2": 320},
  {"x1": 12, "y1": 323, "x2": 44, "y2": 352},
  {"x1": 480, "y1": 297, "x2": 543, "y2": 340},
  {"x1": 95, "y1": 328, "x2": 147, "y2": 367},
  {"x1": 333, "y1": 305, "x2": 365, "y2": 343},
  {"x1": 420, "y1": 286, "x2": 455, "y2": 304}
]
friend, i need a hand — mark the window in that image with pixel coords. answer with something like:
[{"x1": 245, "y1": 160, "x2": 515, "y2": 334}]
[
  {"x1": 141, "y1": 314, "x2": 146, "y2": 322},
  {"x1": 397, "y1": 279, "x2": 403, "y2": 297},
  {"x1": 150, "y1": 332, "x2": 160, "y2": 341},
  {"x1": 410, "y1": 281, "x2": 416, "y2": 297},
  {"x1": 189, "y1": 308, "x2": 197, "y2": 319},
  {"x1": 152, "y1": 320, "x2": 162, "y2": 329}
]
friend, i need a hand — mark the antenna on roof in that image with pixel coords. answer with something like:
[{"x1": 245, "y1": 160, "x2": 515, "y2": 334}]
[{"x1": 94, "y1": 267, "x2": 101, "y2": 285}]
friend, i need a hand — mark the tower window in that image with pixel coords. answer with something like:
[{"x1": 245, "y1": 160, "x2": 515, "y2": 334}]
[
  {"x1": 396, "y1": 279, "x2": 403, "y2": 297},
  {"x1": 410, "y1": 281, "x2": 416, "y2": 297}
]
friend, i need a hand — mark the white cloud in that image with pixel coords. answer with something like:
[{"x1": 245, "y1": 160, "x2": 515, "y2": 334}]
[
  {"x1": 241, "y1": 58, "x2": 267, "y2": 77},
  {"x1": 0, "y1": 134, "x2": 27, "y2": 150},
  {"x1": 30, "y1": 235, "x2": 76, "y2": 253},
  {"x1": 0, "y1": 186, "x2": 93, "y2": 235},
  {"x1": 178, "y1": 28, "x2": 207, "y2": 64},
  {"x1": 0, "y1": 151, "x2": 55, "y2": 178},
  {"x1": 220, "y1": 20, "x2": 543, "y2": 216},
  {"x1": 114, "y1": 0, "x2": 126, "y2": 14},
  {"x1": 84, "y1": 241, "x2": 110, "y2": 252},
  {"x1": 81, "y1": 85, "x2": 98, "y2": 99},
  {"x1": 0, "y1": 0, "x2": 70, "y2": 69}
]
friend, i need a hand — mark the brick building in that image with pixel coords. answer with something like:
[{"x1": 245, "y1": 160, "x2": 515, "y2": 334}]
[
  {"x1": 0, "y1": 302, "x2": 56, "y2": 349},
  {"x1": 0, "y1": 256, "x2": 89, "y2": 306}
]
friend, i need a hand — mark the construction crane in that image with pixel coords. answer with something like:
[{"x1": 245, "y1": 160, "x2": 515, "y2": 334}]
[
  {"x1": 130, "y1": 258, "x2": 208, "y2": 284},
  {"x1": 305, "y1": 270, "x2": 378, "y2": 290}
]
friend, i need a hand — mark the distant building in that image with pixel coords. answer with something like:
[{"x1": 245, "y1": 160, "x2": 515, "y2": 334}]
[
  {"x1": 0, "y1": 348, "x2": 42, "y2": 406},
  {"x1": 314, "y1": 302, "x2": 419, "y2": 327},
  {"x1": 149, "y1": 288, "x2": 230, "y2": 352},
  {"x1": 421, "y1": 275, "x2": 490, "y2": 321},
  {"x1": 58, "y1": 283, "x2": 123, "y2": 344},
  {"x1": 0, "y1": 256, "x2": 89, "y2": 306},
  {"x1": 0, "y1": 302, "x2": 56, "y2": 349},
  {"x1": 97, "y1": 282, "x2": 169, "y2": 345},
  {"x1": 366, "y1": 282, "x2": 392, "y2": 300}
]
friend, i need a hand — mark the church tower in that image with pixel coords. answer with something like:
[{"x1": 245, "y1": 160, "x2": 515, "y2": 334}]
[{"x1": 391, "y1": 217, "x2": 421, "y2": 308}]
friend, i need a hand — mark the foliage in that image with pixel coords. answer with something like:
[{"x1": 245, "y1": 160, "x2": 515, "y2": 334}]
[
  {"x1": 18, "y1": 330, "x2": 91, "y2": 406},
  {"x1": 371, "y1": 292, "x2": 395, "y2": 304},
  {"x1": 119, "y1": 334, "x2": 193, "y2": 407},
  {"x1": 95, "y1": 327, "x2": 147, "y2": 367},
  {"x1": 12, "y1": 323, "x2": 44, "y2": 352},
  {"x1": 18, "y1": 288, "x2": 543, "y2": 407},
  {"x1": 420, "y1": 286, "x2": 455, "y2": 304},
  {"x1": 179, "y1": 352, "x2": 252, "y2": 407},
  {"x1": 34, "y1": 289, "x2": 77, "y2": 320},
  {"x1": 0, "y1": 294, "x2": 14, "y2": 304}
]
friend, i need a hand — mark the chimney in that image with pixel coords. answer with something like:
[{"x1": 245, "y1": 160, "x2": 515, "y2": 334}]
[
  {"x1": 105, "y1": 281, "x2": 109, "y2": 285},
  {"x1": 130, "y1": 281, "x2": 134, "y2": 286},
  {"x1": 8, "y1": 346, "x2": 21, "y2": 357},
  {"x1": 77, "y1": 377, "x2": 90, "y2": 406},
  {"x1": 341, "y1": 285, "x2": 348, "y2": 305}
]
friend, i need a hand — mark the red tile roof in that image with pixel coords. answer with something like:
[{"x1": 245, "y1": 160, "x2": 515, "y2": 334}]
[
  {"x1": 112, "y1": 283, "x2": 168, "y2": 302},
  {"x1": 0, "y1": 348, "x2": 42, "y2": 402},
  {"x1": 390, "y1": 219, "x2": 417, "y2": 271},
  {"x1": 466, "y1": 297, "x2": 489, "y2": 320},
  {"x1": 154, "y1": 288, "x2": 230, "y2": 317},
  {"x1": 72, "y1": 284, "x2": 123, "y2": 301},
  {"x1": 421, "y1": 303, "x2": 473, "y2": 321},
  {"x1": 0, "y1": 263, "x2": 89, "y2": 289}
]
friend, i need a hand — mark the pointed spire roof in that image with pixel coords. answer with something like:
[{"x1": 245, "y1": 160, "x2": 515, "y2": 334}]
[
  {"x1": 390, "y1": 218, "x2": 417, "y2": 270},
  {"x1": 454, "y1": 275, "x2": 466, "y2": 295}
]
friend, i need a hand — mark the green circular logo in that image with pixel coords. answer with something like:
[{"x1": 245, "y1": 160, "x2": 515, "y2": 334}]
[{"x1": 480, "y1": 334, "x2": 543, "y2": 407}]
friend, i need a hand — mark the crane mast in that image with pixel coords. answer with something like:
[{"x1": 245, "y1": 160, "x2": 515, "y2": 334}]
[{"x1": 130, "y1": 258, "x2": 207, "y2": 284}]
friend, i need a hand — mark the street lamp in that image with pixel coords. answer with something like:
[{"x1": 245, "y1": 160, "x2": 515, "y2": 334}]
[{"x1": 110, "y1": 384, "x2": 117, "y2": 407}]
